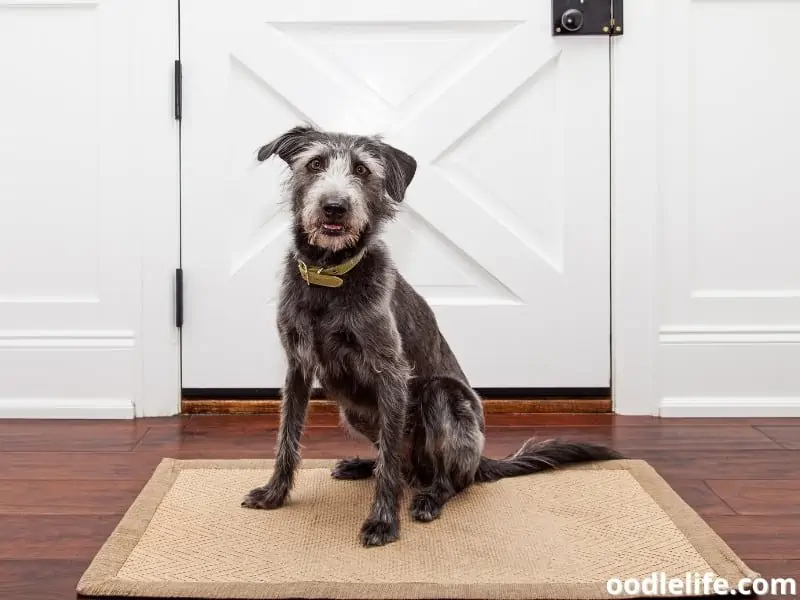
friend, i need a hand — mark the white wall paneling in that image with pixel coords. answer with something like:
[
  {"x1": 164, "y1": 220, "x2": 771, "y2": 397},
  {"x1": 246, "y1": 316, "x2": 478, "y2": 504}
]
[
  {"x1": 614, "y1": 0, "x2": 800, "y2": 416},
  {"x1": 0, "y1": 0, "x2": 180, "y2": 418},
  {"x1": 657, "y1": 0, "x2": 800, "y2": 416}
]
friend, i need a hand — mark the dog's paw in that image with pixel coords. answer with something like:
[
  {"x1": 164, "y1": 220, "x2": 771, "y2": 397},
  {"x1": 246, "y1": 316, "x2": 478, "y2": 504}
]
[
  {"x1": 331, "y1": 457, "x2": 375, "y2": 480},
  {"x1": 241, "y1": 484, "x2": 286, "y2": 510},
  {"x1": 410, "y1": 493, "x2": 442, "y2": 522},
  {"x1": 359, "y1": 517, "x2": 399, "y2": 547}
]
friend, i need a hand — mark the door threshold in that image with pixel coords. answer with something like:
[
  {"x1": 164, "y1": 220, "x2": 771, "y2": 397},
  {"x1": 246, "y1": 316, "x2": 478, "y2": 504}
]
[{"x1": 182, "y1": 388, "x2": 612, "y2": 415}]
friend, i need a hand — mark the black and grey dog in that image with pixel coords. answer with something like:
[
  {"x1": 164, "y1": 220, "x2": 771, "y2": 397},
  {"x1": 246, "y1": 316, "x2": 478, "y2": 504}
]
[{"x1": 242, "y1": 124, "x2": 621, "y2": 547}]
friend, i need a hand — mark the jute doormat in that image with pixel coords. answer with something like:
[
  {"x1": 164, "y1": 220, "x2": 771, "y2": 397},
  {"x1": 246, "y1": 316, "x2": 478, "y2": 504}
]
[{"x1": 77, "y1": 459, "x2": 758, "y2": 599}]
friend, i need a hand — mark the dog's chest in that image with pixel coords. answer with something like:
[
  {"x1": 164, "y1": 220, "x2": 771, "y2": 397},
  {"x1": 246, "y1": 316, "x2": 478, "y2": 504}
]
[{"x1": 289, "y1": 307, "x2": 362, "y2": 372}]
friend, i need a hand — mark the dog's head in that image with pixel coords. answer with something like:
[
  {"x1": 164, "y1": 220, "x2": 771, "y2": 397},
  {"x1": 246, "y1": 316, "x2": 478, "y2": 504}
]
[{"x1": 257, "y1": 124, "x2": 416, "y2": 252}]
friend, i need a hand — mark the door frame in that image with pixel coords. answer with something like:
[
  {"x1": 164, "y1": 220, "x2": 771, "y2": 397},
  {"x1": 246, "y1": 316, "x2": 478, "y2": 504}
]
[
  {"x1": 609, "y1": 0, "x2": 660, "y2": 415},
  {"x1": 139, "y1": 0, "x2": 661, "y2": 416}
]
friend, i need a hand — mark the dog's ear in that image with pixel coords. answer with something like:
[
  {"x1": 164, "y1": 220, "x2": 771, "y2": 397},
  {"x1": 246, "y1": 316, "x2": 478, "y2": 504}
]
[
  {"x1": 257, "y1": 124, "x2": 318, "y2": 165},
  {"x1": 381, "y1": 142, "x2": 417, "y2": 202}
]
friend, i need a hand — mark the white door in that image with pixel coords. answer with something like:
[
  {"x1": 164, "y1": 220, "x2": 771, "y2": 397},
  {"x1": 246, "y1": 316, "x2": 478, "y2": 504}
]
[{"x1": 180, "y1": 0, "x2": 611, "y2": 390}]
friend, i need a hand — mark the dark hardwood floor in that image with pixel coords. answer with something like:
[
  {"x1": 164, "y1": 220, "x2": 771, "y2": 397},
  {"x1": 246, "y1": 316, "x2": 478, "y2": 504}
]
[{"x1": 1, "y1": 414, "x2": 799, "y2": 599}]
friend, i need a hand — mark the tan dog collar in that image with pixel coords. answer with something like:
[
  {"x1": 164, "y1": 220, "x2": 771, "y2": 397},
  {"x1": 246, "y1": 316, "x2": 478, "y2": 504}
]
[{"x1": 297, "y1": 248, "x2": 366, "y2": 288}]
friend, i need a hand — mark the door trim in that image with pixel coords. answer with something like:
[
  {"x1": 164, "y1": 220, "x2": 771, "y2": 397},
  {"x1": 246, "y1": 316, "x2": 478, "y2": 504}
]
[
  {"x1": 609, "y1": 0, "x2": 660, "y2": 415},
  {"x1": 137, "y1": 0, "x2": 182, "y2": 418}
]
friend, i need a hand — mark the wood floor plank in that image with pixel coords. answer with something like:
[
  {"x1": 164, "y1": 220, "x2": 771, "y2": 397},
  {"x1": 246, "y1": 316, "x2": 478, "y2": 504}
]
[
  {"x1": 0, "y1": 480, "x2": 145, "y2": 515},
  {"x1": 630, "y1": 450, "x2": 800, "y2": 479},
  {"x1": 0, "y1": 452, "x2": 164, "y2": 480},
  {"x1": 705, "y1": 480, "x2": 800, "y2": 515},
  {"x1": 703, "y1": 516, "x2": 800, "y2": 560},
  {"x1": 136, "y1": 449, "x2": 344, "y2": 461},
  {"x1": 480, "y1": 425, "x2": 780, "y2": 452},
  {"x1": 0, "y1": 515, "x2": 119, "y2": 560},
  {"x1": 135, "y1": 425, "x2": 538, "y2": 456},
  {"x1": 133, "y1": 425, "x2": 374, "y2": 455},
  {"x1": 0, "y1": 420, "x2": 148, "y2": 452},
  {"x1": 0, "y1": 559, "x2": 87, "y2": 600},
  {"x1": 755, "y1": 426, "x2": 800, "y2": 449},
  {"x1": 184, "y1": 413, "x2": 629, "y2": 430},
  {"x1": 591, "y1": 425, "x2": 780, "y2": 450},
  {"x1": 661, "y1": 479, "x2": 735, "y2": 516},
  {"x1": 742, "y1": 560, "x2": 800, "y2": 598},
  {"x1": 134, "y1": 423, "x2": 780, "y2": 455},
  {"x1": 184, "y1": 413, "x2": 641, "y2": 429}
]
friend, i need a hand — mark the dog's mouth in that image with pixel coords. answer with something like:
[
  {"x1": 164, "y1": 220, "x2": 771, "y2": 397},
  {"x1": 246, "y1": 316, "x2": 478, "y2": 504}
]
[
  {"x1": 320, "y1": 223, "x2": 345, "y2": 236},
  {"x1": 304, "y1": 217, "x2": 363, "y2": 250}
]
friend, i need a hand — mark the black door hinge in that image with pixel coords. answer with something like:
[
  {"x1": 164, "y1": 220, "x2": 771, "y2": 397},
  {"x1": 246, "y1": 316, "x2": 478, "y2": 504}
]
[
  {"x1": 173, "y1": 59, "x2": 182, "y2": 120},
  {"x1": 175, "y1": 268, "x2": 184, "y2": 328}
]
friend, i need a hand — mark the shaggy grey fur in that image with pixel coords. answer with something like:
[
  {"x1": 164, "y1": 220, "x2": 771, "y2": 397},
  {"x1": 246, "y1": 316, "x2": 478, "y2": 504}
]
[{"x1": 241, "y1": 124, "x2": 622, "y2": 547}]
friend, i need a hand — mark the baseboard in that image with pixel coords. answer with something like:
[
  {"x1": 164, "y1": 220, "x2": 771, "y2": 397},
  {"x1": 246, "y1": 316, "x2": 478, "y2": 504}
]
[
  {"x1": 0, "y1": 332, "x2": 139, "y2": 418},
  {"x1": 182, "y1": 398, "x2": 613, "y2": 415},
  {"x1": 0, "y1": 398, "x2": 135, "y2": 419},
  {"x1": 659, "y1": 397, "x2": 800, "y2": 417}
]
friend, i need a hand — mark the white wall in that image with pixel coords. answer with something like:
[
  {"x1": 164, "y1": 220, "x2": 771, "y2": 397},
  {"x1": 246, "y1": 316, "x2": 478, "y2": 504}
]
[
  {"x1": 656, "y1": 0, "x2": 800, "y2": 416},
  {"x1": 0, "y1": 0, "x2": 179, "y2": 418},
  {"x1": 615, "y1": 0, "x2": 800, "y2": 416}
]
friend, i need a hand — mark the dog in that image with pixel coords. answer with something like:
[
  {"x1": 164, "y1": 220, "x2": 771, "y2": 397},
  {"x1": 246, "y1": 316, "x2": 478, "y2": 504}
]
[{"x1": 241, "y1": 124, "x2": 622, "y2": 547}]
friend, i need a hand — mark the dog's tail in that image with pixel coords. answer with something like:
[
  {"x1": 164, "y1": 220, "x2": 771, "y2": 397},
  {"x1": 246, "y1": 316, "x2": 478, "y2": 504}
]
[{"x1": 474, "y1": 438, "x2": 623, "y2": 483}]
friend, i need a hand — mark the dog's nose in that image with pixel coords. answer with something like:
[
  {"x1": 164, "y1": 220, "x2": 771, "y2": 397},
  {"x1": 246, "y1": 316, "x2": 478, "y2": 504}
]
[{"x1": 322, "y1": 198, "x2": 349, "y2": 218}]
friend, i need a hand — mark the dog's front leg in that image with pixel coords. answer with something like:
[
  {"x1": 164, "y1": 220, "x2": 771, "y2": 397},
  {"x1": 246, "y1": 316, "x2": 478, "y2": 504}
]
[
  {"x1": 242, "y1": 366, "x2": 310, "y2": 509},
  {"x1": 360, "y1": 374, "x2": 408, "y2": 547}
]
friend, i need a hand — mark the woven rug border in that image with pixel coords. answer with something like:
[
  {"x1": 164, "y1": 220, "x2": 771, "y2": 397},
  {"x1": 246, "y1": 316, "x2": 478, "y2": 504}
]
[{"x1": 76, "y1": 458, "x2": 760, "y2": 599}]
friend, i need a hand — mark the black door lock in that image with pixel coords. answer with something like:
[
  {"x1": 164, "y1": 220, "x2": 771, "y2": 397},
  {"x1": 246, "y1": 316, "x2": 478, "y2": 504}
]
[
  {"x1": 561, "y1": 9, "x2": 584, "y2": 32},
  {"x1": 552, "y1": 0, "x2": 623, "y2": 36}
]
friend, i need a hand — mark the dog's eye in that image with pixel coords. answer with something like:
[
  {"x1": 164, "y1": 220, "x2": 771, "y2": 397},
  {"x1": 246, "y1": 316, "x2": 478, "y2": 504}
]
[
  {"x1": 354, "y1": 164, "x2": 370, "y2": 177},
  {"x1": 308, "y1": 158, "x2": 323, "y2": 172}
]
